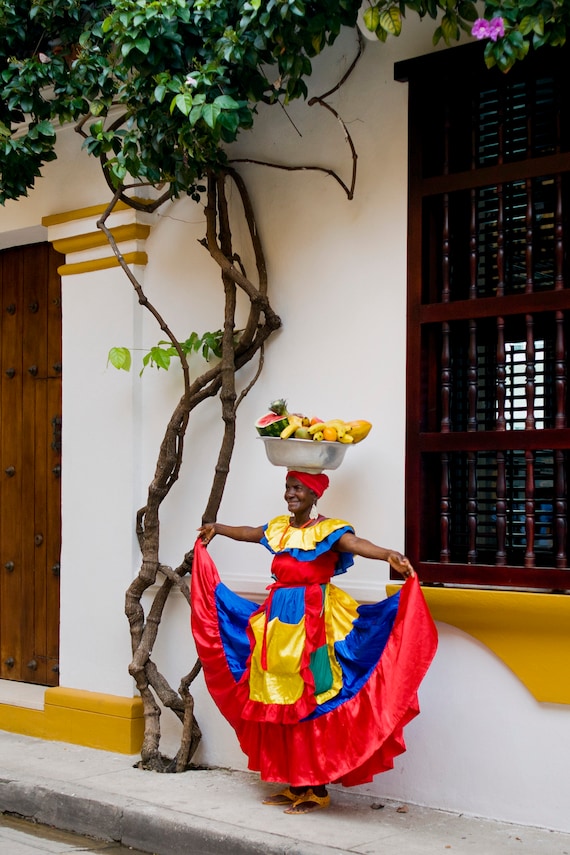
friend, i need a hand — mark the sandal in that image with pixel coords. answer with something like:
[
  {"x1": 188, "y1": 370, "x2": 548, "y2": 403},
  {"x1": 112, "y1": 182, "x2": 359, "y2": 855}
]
[
  {"x1": 262, "y1": 787, "x2": 297, "y2": 806},
  {"x1": 283, "y1": 788, "x2": 331, "y2": 815}
]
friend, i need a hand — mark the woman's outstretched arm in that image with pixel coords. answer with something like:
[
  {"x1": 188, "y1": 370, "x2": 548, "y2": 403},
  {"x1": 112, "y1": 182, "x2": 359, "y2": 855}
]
[
  {"x1": 336, "y1": 531, "x2": 415, "y2": 578},
  {"x1": 198, "y1": 522, "x2": 265, "y2": 545}
]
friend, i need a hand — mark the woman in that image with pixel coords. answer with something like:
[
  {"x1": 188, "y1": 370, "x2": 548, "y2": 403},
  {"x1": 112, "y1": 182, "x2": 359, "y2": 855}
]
[{"x1": 192, "y1": 470, "x2": 437, "y2": 815}]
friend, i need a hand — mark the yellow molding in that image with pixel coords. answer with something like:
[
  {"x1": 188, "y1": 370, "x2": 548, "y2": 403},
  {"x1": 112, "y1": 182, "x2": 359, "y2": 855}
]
[
  {"x1": 388, "y1": 584, "x2": 570, "y2": 705},
  {"x1": 57, "y1": 251, "x2": 148, "y2": 276},
  {"x1": 0, "y1": 705, "x2": 48, "y2": 739},
  {"x1": 41, "y1": 199, "x2": 152, "y2": 227},
  {"x1": 0, "y1": 687, "x2": 144, "y2": 754},
  {"x1": 52, "y1": 223, "x2": 151, "y2": 255}
]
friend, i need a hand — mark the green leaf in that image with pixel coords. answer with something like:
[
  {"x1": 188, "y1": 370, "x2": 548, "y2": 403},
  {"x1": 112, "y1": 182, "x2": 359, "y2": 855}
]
[
  {"x1": 135, "y1": 36, "x2": 151, "y2": 54},
  {"x1": 533, "y1": 31, "x2": 549, "y2": 48},
  {"x1": 533, "y1": 14, "x2": 545, "y2": 36},
  {"x1": 219, "y1": 110, "x2": 240, "y2": 134},
  {"x1": 214, "y1": 94, "x2": 240, "y2": 110},
  {"x1": 440, "y1": 12, "x2": 460, "y2": 43},
  {"x1": 202, "y1": 102, "x2": 222, "y2": 128},
  {"x1": 379, "y1": 8, "x2": 402, "y2": 36},
  {"x1": 457, "y1": 1, "x2": 478, "y2": 23},
  {"x1": 518, "y1": 15, "x2": 535, "y2": 36},
  {"x1": 107, "y1": 347, "x2": 132, "y2": 371},
  {"x1": 311, "y1": 31, "x2": 325, "y2": 52},
  {"x1": 35, "y1": 120, "x2": 56, "y2": 138},
  {"x1": 363, "y1": 6, "x2": 380, "y2": 32},
  {"x1": 149, "y1": 346, "x2": 171, "y2": 370},
  {"x1": 182, "y1": 331, "x2": 199, "y2": 354},
  {"x1": 172, "y1": 92, "x2": 193, "y2": 116},
  {"x1": 189, "y1": 104, "x2": 204, "y2": 126},
  {"x1": 154, "y1": 83, "x2": 167, "y2": 103}
]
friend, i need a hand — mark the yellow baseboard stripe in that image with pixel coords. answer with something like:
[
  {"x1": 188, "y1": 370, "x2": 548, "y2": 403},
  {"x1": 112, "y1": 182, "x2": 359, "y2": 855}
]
[
  {"x1": 388, "y1": 584, "x2": 570, "y2": 705},
  {"x1": 0, "y1": 687, "x2": 144, "y2": 754}
]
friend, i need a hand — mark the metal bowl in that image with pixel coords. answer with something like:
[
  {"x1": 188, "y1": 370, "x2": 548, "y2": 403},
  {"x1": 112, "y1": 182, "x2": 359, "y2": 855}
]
[{"x1": 259, "y1": 436, "x2": 349, "y2": 473}]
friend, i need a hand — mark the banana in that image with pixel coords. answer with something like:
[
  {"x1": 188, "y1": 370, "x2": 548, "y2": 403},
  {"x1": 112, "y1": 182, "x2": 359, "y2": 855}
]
[
  {"x1": 288, "y1": 415, "x2": 303, "y2": 427},
  {"x1": 280, "y1": 422, "x2": 298, "y2": 439},
  {"x1": 312, "y1": 430, "x2": 324, "y2": 441},
  {"x1": 338, "y1": 433, "x2": 354, "y2": 443},
  {"x1": 308, "y1": 422, "x2": 327, "y2": 435}
]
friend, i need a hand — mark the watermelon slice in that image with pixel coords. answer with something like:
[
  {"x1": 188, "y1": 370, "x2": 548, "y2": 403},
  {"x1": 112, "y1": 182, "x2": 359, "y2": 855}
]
[{"x1": 256, "y1": 412, "x2": 290, "y2": 437}]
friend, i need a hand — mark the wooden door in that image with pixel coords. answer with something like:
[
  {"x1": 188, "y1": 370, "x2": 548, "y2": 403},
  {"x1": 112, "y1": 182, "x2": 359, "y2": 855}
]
[{"x1": 0, "y1": 243, "x2": 62, "y2": 686}]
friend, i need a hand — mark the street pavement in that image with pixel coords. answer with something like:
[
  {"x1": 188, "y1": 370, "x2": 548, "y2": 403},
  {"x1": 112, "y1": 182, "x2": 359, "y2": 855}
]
[
  {"x1": 0, "y1": 813, "x2": 149, "y2": 854},
  {"x1": 1, "y1": 730, "x2": 569, "y2": 855}
]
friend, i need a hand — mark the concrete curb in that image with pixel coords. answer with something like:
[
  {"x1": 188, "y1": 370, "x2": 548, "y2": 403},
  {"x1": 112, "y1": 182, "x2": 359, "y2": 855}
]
[{"x1": 0, "y1": 777, "x2": 343, "y2": 855}]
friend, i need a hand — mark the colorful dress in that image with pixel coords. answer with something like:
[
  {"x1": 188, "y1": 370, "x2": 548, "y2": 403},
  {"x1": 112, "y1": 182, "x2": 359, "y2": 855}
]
[{"x1": 191, "y1": 515, "x2": 437, "y2": 787}]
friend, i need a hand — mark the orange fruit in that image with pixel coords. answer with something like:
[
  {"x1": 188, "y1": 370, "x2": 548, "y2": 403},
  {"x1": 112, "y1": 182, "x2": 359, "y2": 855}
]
[
  {"x1": 310, "y1": 416, "x2": 323, "y2": 425},
  {"x1": 322, "y1": 426, "x2": 337, "y2": 442}
]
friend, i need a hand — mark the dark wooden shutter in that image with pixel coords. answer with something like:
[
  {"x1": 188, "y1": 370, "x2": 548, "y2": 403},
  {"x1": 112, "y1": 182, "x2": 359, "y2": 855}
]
[{"x1": 396, "y1": 43, "x2": 569, "y2": 589}]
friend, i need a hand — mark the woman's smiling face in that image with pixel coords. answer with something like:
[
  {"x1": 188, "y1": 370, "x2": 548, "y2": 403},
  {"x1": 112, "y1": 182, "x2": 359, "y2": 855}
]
[{"x1": 284, "y1": 476, "x2": 315, "y2": 518}]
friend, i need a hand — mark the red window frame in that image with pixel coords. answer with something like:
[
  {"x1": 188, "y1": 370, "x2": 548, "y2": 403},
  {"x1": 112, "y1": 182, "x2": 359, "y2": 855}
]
[{"x1": 396, "y1": 43, "x2": 570, "y2": 590}]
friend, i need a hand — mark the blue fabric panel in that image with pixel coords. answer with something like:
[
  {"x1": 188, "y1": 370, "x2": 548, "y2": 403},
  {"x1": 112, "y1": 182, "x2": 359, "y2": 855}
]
[
  {"x1": 303, "y1": 590, "x2": 401, "y2": 720},
  {"x1": 215, "y1": 583, "x2": 258, "y2": 681},
  {"x1": 267, "y1": 586, "x2": 306, "y2": 624}
]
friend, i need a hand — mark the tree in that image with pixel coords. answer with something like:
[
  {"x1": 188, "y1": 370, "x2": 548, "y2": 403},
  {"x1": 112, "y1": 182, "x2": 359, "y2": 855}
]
[{"x1": 1, "y1": 0, "x2": 569, "y2": 770}]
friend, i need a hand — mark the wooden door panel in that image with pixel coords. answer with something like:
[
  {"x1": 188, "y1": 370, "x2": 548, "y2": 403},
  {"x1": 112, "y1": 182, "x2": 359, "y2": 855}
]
[
  {"x1": 0, "y1": 244, "x2": 62, "y2": 686},
  {"x1": 46, "y1": 249, "x2": 62, "y2": 676},
  {"x1": 22, "y1": 246, "x2": 43, "y2": 682},
  {"x1": 1, "y1": 248, "x2": 24, "y2": 681}
]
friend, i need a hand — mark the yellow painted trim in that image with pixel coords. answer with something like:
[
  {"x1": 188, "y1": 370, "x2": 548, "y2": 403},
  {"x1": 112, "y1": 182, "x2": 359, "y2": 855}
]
[
  {"x1": 42, "y1": 201, "x2": 132, "y2": 227},
  {"x1": 0, "y1": 705, "x2": 48, "y2": 739},
  {"x1": 52, "y1": 223, "x2": 151, "y2": 255},
  {"x1": 388, "y1": 584, "x2": 570, "y2": 705},
  {"x1": 41, "y1": 199, "x2": 153, "y2": 227},
  {"x1": 57, "y1": 251, "x2": 148, "y2": 276},
  {"x1": 0, "y1": 687, "x2": 144, "y2": 754}
]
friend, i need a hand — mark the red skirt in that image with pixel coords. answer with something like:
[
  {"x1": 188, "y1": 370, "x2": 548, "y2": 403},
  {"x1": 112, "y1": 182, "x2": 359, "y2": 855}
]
[{"x1": 191, "y1": 538, "x2": 437, "y2": 787}]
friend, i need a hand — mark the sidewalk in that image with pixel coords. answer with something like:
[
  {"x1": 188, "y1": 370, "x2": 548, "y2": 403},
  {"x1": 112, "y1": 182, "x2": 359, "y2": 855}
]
[{"x1": 1, "y1": 731, "x2": 568, "y2": 855}]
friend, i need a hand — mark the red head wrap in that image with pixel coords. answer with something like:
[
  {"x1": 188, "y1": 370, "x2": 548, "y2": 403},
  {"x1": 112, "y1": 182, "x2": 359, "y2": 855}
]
[{"x1": 286, "y1": 470, "x2": 330, "y2": 499}]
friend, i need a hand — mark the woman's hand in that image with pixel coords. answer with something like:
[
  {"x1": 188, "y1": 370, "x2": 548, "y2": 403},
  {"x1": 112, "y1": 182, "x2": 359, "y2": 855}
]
[
  {"x1": 198, "y1": 523, "x2": 217, "y2": 546},
  {"x1": 388, "y1": 551, "x2": 415, "y2": 579}
]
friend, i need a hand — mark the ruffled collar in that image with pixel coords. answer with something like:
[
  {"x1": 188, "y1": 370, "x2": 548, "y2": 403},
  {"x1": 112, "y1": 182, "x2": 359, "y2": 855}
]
[{"x1": 263, "y1": 515, "x2": 353, "y2": 553}]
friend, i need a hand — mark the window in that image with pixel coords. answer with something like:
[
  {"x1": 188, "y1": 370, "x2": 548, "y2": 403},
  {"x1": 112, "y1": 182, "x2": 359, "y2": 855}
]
[{"x1": 396, "y1": 43, "x2": 569, "y2": 590}]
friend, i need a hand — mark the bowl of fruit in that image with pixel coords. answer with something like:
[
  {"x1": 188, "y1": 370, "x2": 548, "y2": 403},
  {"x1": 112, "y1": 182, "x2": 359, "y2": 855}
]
[{"x1": 255, "y1": 399, "x2": 372, "y2": 474}]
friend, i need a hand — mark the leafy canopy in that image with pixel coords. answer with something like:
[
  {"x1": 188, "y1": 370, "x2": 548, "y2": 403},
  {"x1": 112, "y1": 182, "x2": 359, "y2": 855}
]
[{"x1": 1, "y1": 0, "x2": 569, "y2": 204}]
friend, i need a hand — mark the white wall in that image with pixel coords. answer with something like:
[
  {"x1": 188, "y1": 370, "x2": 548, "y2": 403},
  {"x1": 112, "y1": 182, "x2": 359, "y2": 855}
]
[
  {"x1": 1, "y1": 16, "x2": 569, "y2": 832},
  {"x1": 58, "y1": 264, "x2": 144, "y2": 697}
]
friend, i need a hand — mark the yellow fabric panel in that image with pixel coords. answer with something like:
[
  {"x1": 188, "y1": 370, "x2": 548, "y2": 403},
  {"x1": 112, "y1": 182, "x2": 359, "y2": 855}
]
[
  {"x1": 264, "y1": 515, "x2": 352, "y2": 552},
  {"x1": 313, "y1": 584, "x2": 355, "y2": 704},
  {"x1": 248, "y1": 611, "x2": 306, "y2": 704},
  {"x1": 326, "y1": 584, "x2": 360, "y2": 641}
]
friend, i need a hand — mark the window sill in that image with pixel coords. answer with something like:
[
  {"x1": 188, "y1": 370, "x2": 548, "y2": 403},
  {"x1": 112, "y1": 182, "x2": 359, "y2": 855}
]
[{"x1": 387, "y1": 584, "x2": 570, "y2": 705}]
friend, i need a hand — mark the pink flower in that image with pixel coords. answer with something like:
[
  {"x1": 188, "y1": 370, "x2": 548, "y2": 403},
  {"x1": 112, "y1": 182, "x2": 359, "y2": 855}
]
[
  {"x1": 472, "y1": 18, "x2": 491, "y2": 40},
  {"x1": 472, "y1": 16, "x2": 505, "y2": 42},
  {"x1": 488, "y1": 17, "x2": 505, "y2": 41}
]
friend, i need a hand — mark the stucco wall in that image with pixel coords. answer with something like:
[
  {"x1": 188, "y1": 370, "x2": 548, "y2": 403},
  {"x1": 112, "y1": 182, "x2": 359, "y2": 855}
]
[{"x1": 1, "y1": 16, "x2": 569, "y2": 832}]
